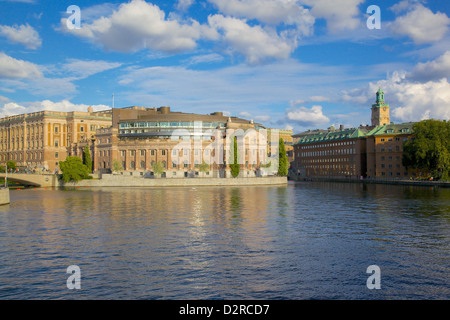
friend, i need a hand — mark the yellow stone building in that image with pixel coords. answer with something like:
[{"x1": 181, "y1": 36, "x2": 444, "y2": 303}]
[{"x1": 0, "y1": 108, "x2": 112, "y2": 171}]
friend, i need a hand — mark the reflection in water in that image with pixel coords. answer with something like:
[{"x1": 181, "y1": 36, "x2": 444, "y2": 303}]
[{"x1": 0, "y1": 182, "x2": 448, "y2": 300}]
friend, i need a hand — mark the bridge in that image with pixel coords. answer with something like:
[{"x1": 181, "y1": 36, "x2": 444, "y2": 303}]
[{"x1": 0, "y1": 173, "x2": 58, "y2": 187}]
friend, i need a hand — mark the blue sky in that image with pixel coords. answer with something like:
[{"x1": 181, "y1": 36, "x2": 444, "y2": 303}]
[{"x1": 0, "y1": 0, "x2": 449, "y2": 133}]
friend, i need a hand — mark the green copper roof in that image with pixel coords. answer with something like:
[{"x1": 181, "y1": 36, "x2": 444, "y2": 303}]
[
  {"x1": 366, "y1": 122, "x2": 415, "y2": 136},
  {"x1": 294, "y1": 122, "x2": 416, "y2": 145},
  {"x1": 294, "y1": 127, "x2": 370, "y2": 145}
]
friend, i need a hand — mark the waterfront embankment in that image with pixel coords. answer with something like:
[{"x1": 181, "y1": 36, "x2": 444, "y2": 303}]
[
  {"x1": 63, "y1": 174, "x2": 288, "y2": 188},
  {"x1": 294, "y1": 176, "x2": 450, "y2": 188}
]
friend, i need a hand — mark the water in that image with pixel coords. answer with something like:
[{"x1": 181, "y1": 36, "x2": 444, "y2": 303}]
[{"x1": 0, "y1": 182, "x2": 448, "y2": 300}]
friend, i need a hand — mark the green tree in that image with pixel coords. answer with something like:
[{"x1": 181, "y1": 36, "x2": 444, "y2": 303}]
[
  {"x1": 59, "y1": 156, "x2": 91, "y2": 183},
  {"x1": 229, "y1": 136, "x2": 240, "y2": 178},
  {"x1": 83, "y1": 145, "x2": 92, "y2": 173},
  {"x1": 199, "y1": 160, "x2": 210, "y2": 173},
  {"x1": 277, "y1": 138, "x2": 288, "y2": 176},
  {"x1": 112, "y1": 160, "x2": 123, "y2": 173},
  {"x1": 152, "y1": 161, "x2": 165, "y2": 175},
  {"x1": 7, "y1": 160, "x2": 16, "y2": 171},
  {"x1": 402, "y1": 119, "x2": 450, "y2": 180}
]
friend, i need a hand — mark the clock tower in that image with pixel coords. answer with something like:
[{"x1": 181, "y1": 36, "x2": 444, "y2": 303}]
[{"x1": 371, "y1": 87, "x2": 390, "y2": 126}]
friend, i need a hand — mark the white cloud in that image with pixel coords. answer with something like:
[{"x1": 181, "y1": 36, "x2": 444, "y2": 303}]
[
  {"x1": 61, "y1": 59, "x2": 122, "y2": 78},
  {"x1": 0, "y1": 52, "x2": 42, "y2": 79},
  {"x1": 59, "y1": 0, "x2": 204, "y2": 54},
  {"x1": 309, "y1": 95, "x2": 330, "y2": 102},
  {"x1": 208, "y1": 0, "x2": 315, "y2": 35},
  {"x1": 389, "y1": 2, "x2": 450, "y2": 44},
  {"x1": 343, "y1": 68, "x2": 450, "y2": 123},
  {"x1": 208, "y1": 14, "x2": 296, "y2": 64},
  {"x1": 184, "y1": 53, "x2": 224, "y2": 65},
  {"x1": 0, "y1": 99, "x2": 110, "y2": 118},
  {"x1": 407, "y1": 51, "x2": 450, "y2": 82},
  {"x1": 238, "y1": 111, "x2": 252, "y2": 118},
  {"x1": 176, "y1": 0, "x2": 195, "y2": 11},
  {"x1": 300, "y1": 0, "x2": 364, "y2": 32},
  {"x1": 286, "y1": 105, "x2": 330, "y2": 126},
  {"x1": 0, "y1": 24, "x2": 41, "y2": 49}
]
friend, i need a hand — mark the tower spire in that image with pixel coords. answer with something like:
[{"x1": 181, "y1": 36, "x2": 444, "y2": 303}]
[{"x1": 371, "y1": 88, "x2": 390, "y2": 126}]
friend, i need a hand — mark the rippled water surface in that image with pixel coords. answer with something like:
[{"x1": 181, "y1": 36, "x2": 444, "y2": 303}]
[{"x1": 0, "y1": 182, "x2": 449, "y2": 299}]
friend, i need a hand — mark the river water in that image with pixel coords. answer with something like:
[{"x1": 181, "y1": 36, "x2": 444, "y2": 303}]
[{"x1": 0, "y1": 181, "x2": 448, "y2": 300}]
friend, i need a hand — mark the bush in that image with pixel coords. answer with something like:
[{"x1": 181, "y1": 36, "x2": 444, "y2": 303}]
[
  {"x1": 59, "y1": 156, "x2": 91, "y2": 182},
  {"x1": 229, "y1": 136, "x2": 240, "y2": 178},
  {"x1": 7, "y1": 160, "x2": 16, "y2": 171}
]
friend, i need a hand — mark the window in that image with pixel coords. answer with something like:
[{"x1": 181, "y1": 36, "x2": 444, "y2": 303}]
[
  {"x1": 140, "y1": 161, "x2": 145, "y2": 169},
  {"x1": 130, "y1": 150, "x2": 135, "y2": 156},
  {"x1": 55, "y1": 140, "x2": 59, "y2": 147},
  {"x1": 172, "y1": 162, "x2": 177, "y2": 169},
  {"x1": 121, "y1": 150, "x2": 126, "y2": 157},
  {"x1": 162, "y1": 150, "x2": 166, "y2": 156},
  {"x1": 130, "y1": 161, "x2": 135, "y2": 169},
  {"x1": 55, "y1": 126, "x2": 59, "y2": 133},
  {"x1": 140, "y1": 150, "x2": 145, "y2": 156},
  {"x1": 151, "y1": 150, "x2": 155, "y2": 156}
]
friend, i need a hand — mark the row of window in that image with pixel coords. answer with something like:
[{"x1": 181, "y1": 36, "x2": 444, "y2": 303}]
[
  {"x1": 0, "y1": 152, "x2": 44, "y2": 161},
  {"x1": 119, "y1": 122, "x2": 225, "y2": 129},
  {"x1": 299, "y1": 148, "x2": 356, "y2": 157},
  {"x1": 380, "y1": 137, "x2": 408, "y2": 142},
  {"x1": 120, "y1": 159, "x2": 259, "y2": 170},
  {"x1": 298, "y1": 140, "x2": 356, "y2": 149},
  {"x1": 379, "y1": 145, "x2": 401, "y2": 152}
]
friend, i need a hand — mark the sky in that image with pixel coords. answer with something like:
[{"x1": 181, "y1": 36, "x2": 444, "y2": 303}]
[{"x1": 0, "y1": 0, "x2": 449, "y2": 133}]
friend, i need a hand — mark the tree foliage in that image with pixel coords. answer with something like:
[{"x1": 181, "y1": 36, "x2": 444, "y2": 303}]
[
  {"x1": 83, "y1": 145, "x2": 92, "y2": 173},
  {"x1": 402, "y1": 119, "x2": 450, "y2": 180},
  {"x1": 199, "y1": 160, "x2": 210, "y2": 173},
  {"x1": 112, "y1": 160, "x2": 123, "y2": 172},
  {"x1": 60, "y1": 156, "x2": 91, "y2": 183},
  {"x1": 230, "y1": 136, "x2": 240, "y2": 178},
  {"x1": 152, "y1": 161, "x2": 165, "y2": 175},
  {"x1": 277, "y1": 138, "x2": 288, "y2": 176},
  {"x1": 7, "y1": 160, "x2": 16, "y2": 171}
]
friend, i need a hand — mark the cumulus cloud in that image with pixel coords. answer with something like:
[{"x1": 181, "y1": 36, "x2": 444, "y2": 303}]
[
  {"x1": 389, "y1": 2, "x2": 450, "y2": 44},
  {"x1": 58, "y1": 0, "x2": 318, "y2": 64},
  {"x1": 208, "y1": 14, "x2": 296, "y2": 64},
  {"x1": 0, "y1": 52, "x2": 42, "y2": 79},
  {"x1": 300, "y1": 0, "x2": 365, "y2": 32},
  {"x1": 208, "y1": 0, "x2": 315, "y2": 35},
  {"x1": 176, "y1": 0, "x2": 195, "y2": 11},
  {"x1": 0, "y1": 23, "x2": 42, "y2": 49},
  {"x1": 407, "y1": 51, "x2": 450, "y2": 82},
  {"x1": 59, "y1": 0, "x2": 204, "y2": 53},
  {"x1": 286, "y1": 105, "x2": 330, "y2": 126},
  {"x1": 0, "y1": 99, "x2": 110, "y2": 118},
  {"x1": 343, "y1": 66, "x2": 450, "y2": 123}
]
